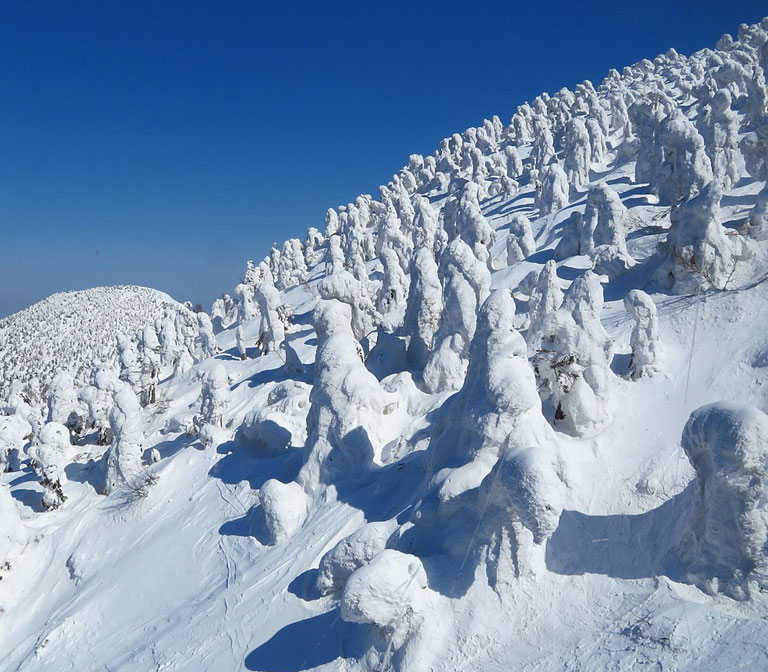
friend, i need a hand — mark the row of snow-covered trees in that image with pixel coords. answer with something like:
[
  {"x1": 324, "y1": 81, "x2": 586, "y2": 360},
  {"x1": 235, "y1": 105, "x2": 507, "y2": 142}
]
[
  {"x1": 4, "y1": 19, "x2": 768, "y2": 623},
  {"x1": 237, "y1": 21, "x2": 768, "y2": 629},
  {"x1": 0, "y1": 286, "x2": 196, "y2": 402},
  {"x1": 0, "y1": 306, "x2": 230, "y2": 506}
]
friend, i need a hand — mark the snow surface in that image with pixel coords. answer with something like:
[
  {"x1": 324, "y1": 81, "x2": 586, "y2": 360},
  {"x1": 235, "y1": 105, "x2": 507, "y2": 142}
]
[{"x1": 3, "y1": 18, "x2": 768, "y2": 672}]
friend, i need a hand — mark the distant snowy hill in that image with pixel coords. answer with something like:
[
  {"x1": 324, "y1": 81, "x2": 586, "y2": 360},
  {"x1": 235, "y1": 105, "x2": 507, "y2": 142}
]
[
  {"x1": 3, "y1": 17, "x2": 768, "y2": 672},
  {"x1": 0, "y1": 286, "x2": 194, "y2": 400}
]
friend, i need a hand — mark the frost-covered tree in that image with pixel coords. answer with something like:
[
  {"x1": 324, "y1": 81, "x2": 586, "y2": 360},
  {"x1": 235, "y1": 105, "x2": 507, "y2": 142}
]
[
  {"x1": 580, "y1": 183, "x2": 634, "y2": 277},
  {"x1": 158, "y1": 313, "x2": 179, "y2": 368},
  {"x1": 530, "y1": 119, "x2": 556, "y2": 170},
  {"x1": 116, "y1": 333, "x2": 141, "y2": 395},
  {"x1": 253, "y1": 263, "x2": 285, "y2": 353},
  {"x1": 678, "y1": 402, "x2": 768, "y2": 599},
  {"x1": 236, "y1": 324, "x2": 247, "y2": 360},
  {"x1": 629, "y1": 97, "x2": 666, "y2": 185},
  {"x1": 623, "y1": 289, "x2": 660, "y2": 379},
  {"x1": 423, "y1": 239, "x2": 491, "y2": 393},
  {"x1": 407, "y1": 291, "x2": 565, "y2": 578},
  {"x1": 403, "y1": 246, "x2": 443, "y2": 369},
  {"x1": 30, "y1": 422, "x2": 71, "y2": 510},
  {"x1": 537, "y1": 163, "x2": 570, "y2": 216},
  {"x1": 746, "y1": 182, "x2": 768, "y2": 241},
  {"x1": 196, "y1": 312, "x2": 219, "y2": 359},
  {"x1": 504, "y1": 145, "x2": 523, "y2": 179},
  {"x1": 46, "y1": 370, "x2": 80, "y2": 427},
  {"x1": 660, "y1": 181, "x2": 736, "y2": 293},
  {"x1": 656, "y1": 111, "x2": 713, "y2": 205},
  {"x1": 411, "y1": 195, "x2": 441, "y2": 254},
  {"x1": 698, "y1": 89, "x2": 740, "y2": 191},
  {"x1": 506, "y1": 213, "x2": 536, "y2": 264},
  {"x1": 377, "y1": 246, "x2": 409, "y2": 328},
  {"x1": 0, "y1": 413, "x2": 32, "y2": 473},
  {"x1": 326, "y1": 234, "x2": 346, "y2": 276},
  {"x1": 376, "y1": 209, "x2": 412, "y2": 271},
  {"x1": 304, "y1": 226, "x2": 325, "y2": 266},
  {"x1": 233, "y1": 283, "x2": 258, "y2": 323},
  {"x1": 317, "y1": 271, "x2": 380, "y2": 348},
  {"x1": 563, "y1": 118, "x2": 591, "y2": 188},
  {"x1": 100, "y1": 386, "x2": 144, "y2": 495},
  {"x1": 527, "y1": 260, "x2": 564, "y2": 338},
  {"x1": 296, "y1": 300, "x2": 392, "y2": 496},
  {"x1": 198, "y1": 363, "x2": 230, "y2": 429},
  {"x1": 585, "y1": 117, "x2": 606, "y2": 164},
  {"x1": 531, "y1": 272, "x2": 612, "y2": 436},
  {"x1": 139, "y1": 327, "x2": 161, "y2": 408}
]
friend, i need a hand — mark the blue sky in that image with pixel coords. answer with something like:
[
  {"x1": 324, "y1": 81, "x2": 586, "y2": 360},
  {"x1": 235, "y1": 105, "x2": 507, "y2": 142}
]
[{"x1": 0, "y1": 1, "x2": 765, "y2": 317}]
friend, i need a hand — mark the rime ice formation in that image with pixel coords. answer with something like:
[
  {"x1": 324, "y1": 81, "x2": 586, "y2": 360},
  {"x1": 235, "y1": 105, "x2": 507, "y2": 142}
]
[
  {"x1": 679, "y1": 402, "x2": 768, "y2": 600},
  {"x1": 624, "y1": 289, "x2": 661, "y2": 379},
  {"x1": 3, "y1": 17, "x2": 768, "y2": 672}
]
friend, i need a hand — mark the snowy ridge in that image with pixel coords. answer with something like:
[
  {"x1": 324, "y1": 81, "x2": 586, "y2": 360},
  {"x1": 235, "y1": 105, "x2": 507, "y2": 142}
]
[
  {"x1": 3, "y1": 17, "x2": 768, "y2": 672},
  {"x1": 0, "y1": 285, "x2": 195, "y2": 401}
]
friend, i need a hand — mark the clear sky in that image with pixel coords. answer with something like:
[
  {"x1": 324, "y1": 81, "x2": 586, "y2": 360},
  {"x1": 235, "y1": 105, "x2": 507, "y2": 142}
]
[{"x1": 0, "y1": 0, "x2": 765, "y2": 317}]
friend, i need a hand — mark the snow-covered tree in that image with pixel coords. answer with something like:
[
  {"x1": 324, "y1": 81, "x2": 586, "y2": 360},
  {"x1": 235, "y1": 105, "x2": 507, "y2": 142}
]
[
  {"x1": 746, "y1": 182, "x2": 768, "y2": 241},
  {"x1": 537, "y1": 163, "x2": 570, "y2": 216},
  {"x1": 403, "y1": 246, "x2": 443, "y2": 369},
  {"x1": 236, "y1": 325, "x2": 247, "y2": 360},
  {"x1": 198, "y1": 363, "x2": 230, "y2": 429},
  {"x1": 377, "y1": 246, "x2": 409, "y2": 328},
  {"x1": 46, "y1": 370, "x2": 80, "y2": 428},
  {"x1": 586, "y1": 117, "x2": 606, "y2": 164},
  {"x1": 698, "y1": 89, "x2": 740, "y2": 190},
  {"x1": 317, "y1": 271, "x2": 379, "y2": 349},
  {"x1": 100, "y1": 386, "x2": 144, "y2": 495},
  {"x1": 531, "y1": 272, "x2": 612, "y2": 436},
  {"x1": 423, "y1": 239, "x2": 491, "y2": 393},
  {"x1": 30, "y1": 422, "x2": 71, "y2": 510},
  {"x1": 563, "y1": 118, "x2": 591, "y2": 188},
  {"x1": 504, "y1": 145, "x2": 523, "y2": 179},
  {"x1": 196, "y1": 312, "x2": 220, "y2": 358},
  {"x1": 296, "y1": 300, "x2": 392, "y2": 495},
  {"x1": 117, "y1": 334, "x2": 141, "y2": 395},
  {"x1": 656, "y1": 111, "x2": 713, "y2": 205},
  {"x1": 506, "y1": 213, "x2": 536, "y2": 264},
  {"x1": 581, "y1": 182, "x2": 634, "y2": 277},
  {"x1": 253, "y1": 263, "x2": 285, "y2": 354},
  {"x1": 660, "y1": 180, "x2": 736, "y2": 293},
  {"x1": 623, "y1": 289, "x2": 660, "y2": 379},
  {"x1": 233, "y1": 283, "x2": 258, "y2": 323},
  {"x1": 326, "y1": 234, "x2": 346, "y2": 276},
  {"x1": 678, "y1": 402, "x2": 768, "y2": 599},
  {"x1": 527, "y1": 260, "x2": 564, "y2": 338}
]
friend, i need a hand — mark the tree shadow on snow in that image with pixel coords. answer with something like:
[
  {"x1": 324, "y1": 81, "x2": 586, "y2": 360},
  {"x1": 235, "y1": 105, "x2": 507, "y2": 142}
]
[
  {"x1": 232, "y1": 357, "x2": 313, "y2": 390},
  {"x1": 545, "y1": 484, "x2": 694, "y2": 581},
  {"x1": 219, "y1": 504, "x2": 271, "y2": 544},
  {"x1": 11, "y1": 487, "x2": 45, "y2": 512},
  {"x1": 287, "y1": 568, "x2": 322, "y2": 601},
  {"x1": 208, "y1": 441, "x2": 303, "y2": 491},
  {"x1": 244, "y1": 608, "x2": 368, "y2": 672}
]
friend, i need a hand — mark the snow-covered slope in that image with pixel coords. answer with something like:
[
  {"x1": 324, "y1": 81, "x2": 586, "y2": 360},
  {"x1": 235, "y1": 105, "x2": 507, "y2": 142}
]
[
  {"x1": 0, "y1": 286, "x2": 194, "y2": 400},
  {"x1": 3, "y1": 17, "x2": 768, "y2": 672}
]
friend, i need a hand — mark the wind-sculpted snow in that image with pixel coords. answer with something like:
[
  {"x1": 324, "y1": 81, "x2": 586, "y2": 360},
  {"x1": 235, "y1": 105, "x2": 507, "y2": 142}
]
[
  {"x1": 0, "y1": 286, "x2": 194, "y2": 401},
  {"x1": 3, "y1": 16, "x2": 768, "y2": 672}
]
